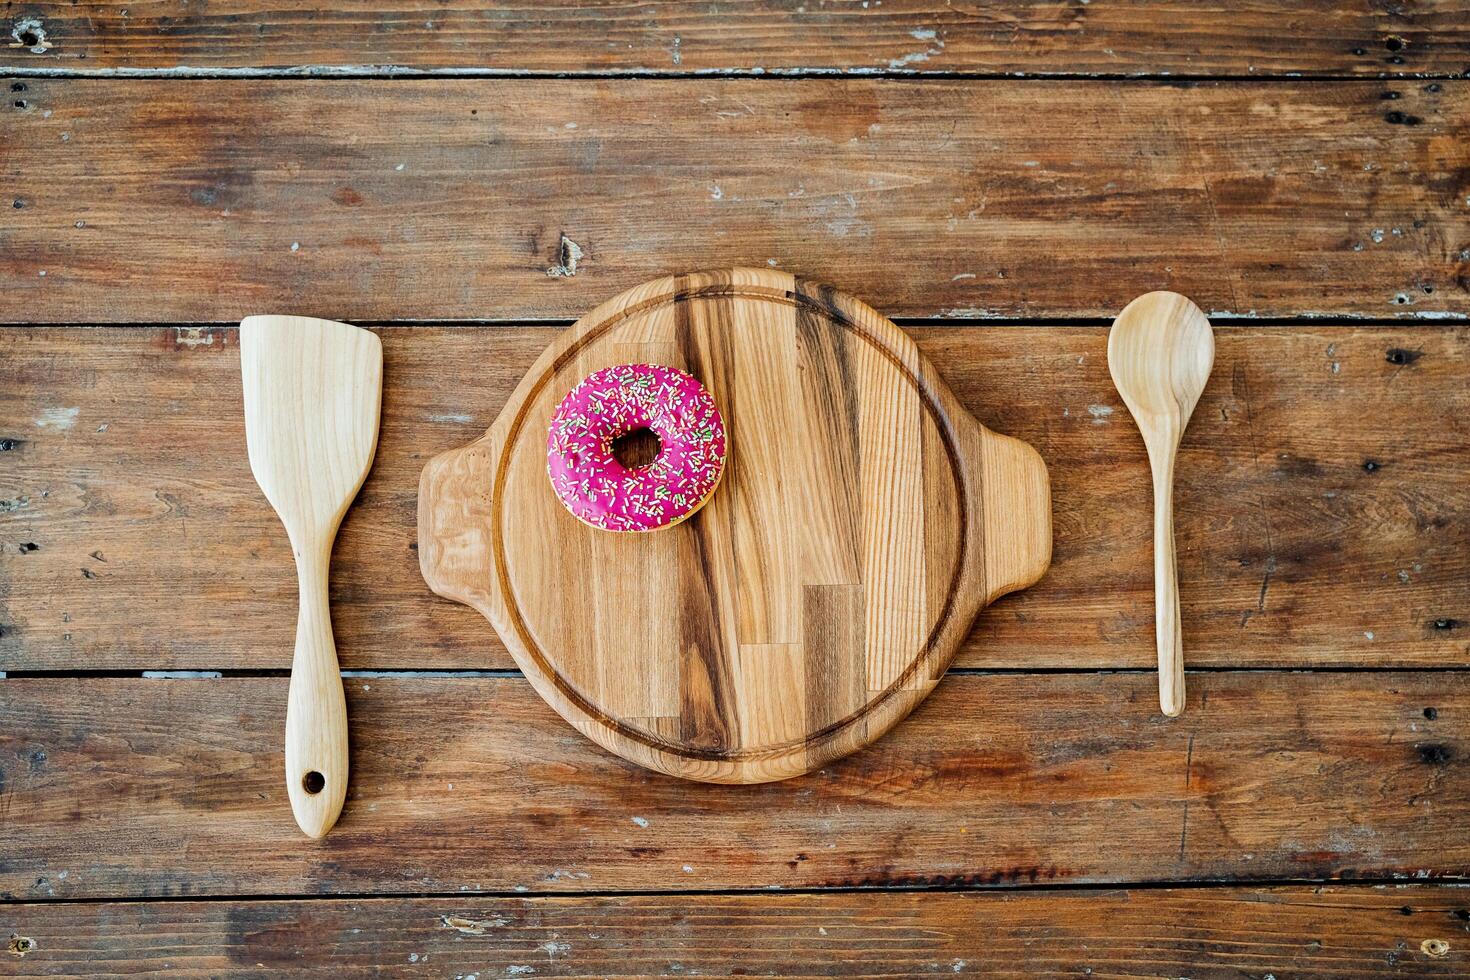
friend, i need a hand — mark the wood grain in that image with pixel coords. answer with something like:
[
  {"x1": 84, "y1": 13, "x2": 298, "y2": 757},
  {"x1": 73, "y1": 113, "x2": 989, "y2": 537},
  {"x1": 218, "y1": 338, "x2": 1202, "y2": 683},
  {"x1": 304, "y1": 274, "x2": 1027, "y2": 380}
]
[
  {"x1": 0, "y1": 672, "x2": 1465, "y2": 899},
  {"x1": 3, "y1": 79, "x2": 1467, "y2": 322},
  {"x1": 2, "y1": 325, "x2": 1466, "y2": 672},
  {"x1": 419, "y1": 269, "x2": 1050, "y2": 782},
  {"x1": 4, "y1": 4, "x2": 1467, "y2": 953},
  {"x1": 4, "y1": 1, "x2": 1469, "y2": 77},
  {"x1": 3, "y1": 887, "x2": 1468, "y2": 977}
]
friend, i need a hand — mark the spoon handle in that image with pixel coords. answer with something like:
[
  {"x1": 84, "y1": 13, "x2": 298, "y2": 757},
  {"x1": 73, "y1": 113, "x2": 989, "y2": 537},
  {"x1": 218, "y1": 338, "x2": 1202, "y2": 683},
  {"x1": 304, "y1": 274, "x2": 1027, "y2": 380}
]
[{"x1": 1150, "y1": 449, "x2": 1185, "y2": 717}]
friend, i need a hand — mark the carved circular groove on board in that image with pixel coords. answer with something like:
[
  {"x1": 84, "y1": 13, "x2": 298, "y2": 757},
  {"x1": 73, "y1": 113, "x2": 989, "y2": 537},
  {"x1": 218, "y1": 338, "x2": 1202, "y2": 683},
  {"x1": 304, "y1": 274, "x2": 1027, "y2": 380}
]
[{"x1": 418, "y1": 269, "x2": 1053, "y2": 782}]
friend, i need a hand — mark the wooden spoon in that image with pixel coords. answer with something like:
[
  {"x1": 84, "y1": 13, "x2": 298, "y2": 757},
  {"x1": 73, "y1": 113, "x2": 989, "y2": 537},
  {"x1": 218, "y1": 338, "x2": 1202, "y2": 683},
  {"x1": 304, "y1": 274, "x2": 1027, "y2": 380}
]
[
  {"x1": 241, "y1": 315, "x2": 382, "y2": 837},
  {"x1": 1107, "y1": 292, "x2": 1214, "y2": 717}
]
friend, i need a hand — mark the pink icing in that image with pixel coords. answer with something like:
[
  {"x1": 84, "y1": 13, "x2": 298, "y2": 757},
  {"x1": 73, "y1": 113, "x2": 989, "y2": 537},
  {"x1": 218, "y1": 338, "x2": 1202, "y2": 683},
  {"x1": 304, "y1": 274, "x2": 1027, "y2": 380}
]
[{"x1": 547, "y1": 363, "x2": 727, "y2": 532}]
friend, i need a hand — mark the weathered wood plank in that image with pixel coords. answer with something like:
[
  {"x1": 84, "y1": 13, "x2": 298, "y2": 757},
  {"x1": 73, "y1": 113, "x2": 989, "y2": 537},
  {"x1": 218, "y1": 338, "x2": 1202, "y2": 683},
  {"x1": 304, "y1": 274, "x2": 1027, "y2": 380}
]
[
  {"x1": 3, "y1": 79, "x2": 1466, "y2": 322},
  {"x1": 2, "y1": 326, "x2": 1466, "y2": 672},
  {"x1": 4, "y1": 1, "x2": 1469, "y2": 77},
  {"x1": 0, "y1": 673, "x2": 1464, "y2": 898},
  {"x1": 3, "y1": 887, "x2": 1468, "y2": 977}
]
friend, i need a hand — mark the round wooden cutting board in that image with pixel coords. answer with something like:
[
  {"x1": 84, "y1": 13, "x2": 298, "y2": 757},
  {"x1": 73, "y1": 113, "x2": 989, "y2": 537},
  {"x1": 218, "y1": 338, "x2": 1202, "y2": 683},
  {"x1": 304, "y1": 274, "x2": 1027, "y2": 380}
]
[{"x1": 419, "y1": 269, "x2": 1051, "y2": 783}]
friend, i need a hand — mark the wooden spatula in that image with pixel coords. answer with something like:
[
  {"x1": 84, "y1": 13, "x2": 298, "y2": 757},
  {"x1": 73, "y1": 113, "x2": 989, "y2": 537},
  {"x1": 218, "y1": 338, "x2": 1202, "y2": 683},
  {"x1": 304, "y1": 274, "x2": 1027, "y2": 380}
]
[
  {"x1": 1107, "y1": 292, "x2": 1214, "y2": 718},
  {"x1": 241, "y1": 315, "x2": 382, "y2": 837}
]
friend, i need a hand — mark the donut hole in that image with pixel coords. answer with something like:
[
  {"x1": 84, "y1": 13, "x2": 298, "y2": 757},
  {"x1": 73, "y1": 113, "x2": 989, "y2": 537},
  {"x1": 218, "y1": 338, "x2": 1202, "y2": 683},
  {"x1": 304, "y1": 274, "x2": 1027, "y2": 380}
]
[{"x1": 611, "y1": 426, "x2": 662, "y2": 469}]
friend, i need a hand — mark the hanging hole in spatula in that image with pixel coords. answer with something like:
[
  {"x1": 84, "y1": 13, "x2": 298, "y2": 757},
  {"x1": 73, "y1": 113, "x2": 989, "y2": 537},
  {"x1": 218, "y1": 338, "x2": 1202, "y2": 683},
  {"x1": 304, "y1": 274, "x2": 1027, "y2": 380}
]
[
  {"x1": 612, "y1": 426, "x2": 661, "y2": 469},
  {"x1": 302, "y1": 770, "x2": 326, "y2": 795}
]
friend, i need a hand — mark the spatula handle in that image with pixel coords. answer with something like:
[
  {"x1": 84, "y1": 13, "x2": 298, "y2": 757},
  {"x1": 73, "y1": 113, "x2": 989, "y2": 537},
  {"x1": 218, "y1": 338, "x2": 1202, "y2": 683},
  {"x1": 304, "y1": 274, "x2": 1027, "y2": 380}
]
[
  {"x1": 1150, "y1": 452, "x2": 1185, "y2": 717},
  {"x1": 285, "y1": 544, "x2": 349, "y2": 838}
]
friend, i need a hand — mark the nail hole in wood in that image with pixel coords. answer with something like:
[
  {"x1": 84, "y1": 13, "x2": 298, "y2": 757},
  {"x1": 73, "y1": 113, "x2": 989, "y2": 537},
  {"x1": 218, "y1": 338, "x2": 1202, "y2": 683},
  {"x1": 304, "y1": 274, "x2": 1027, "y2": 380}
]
[{"x1": 1418, "y1": 744, "x2": 1451, "y2": 765}]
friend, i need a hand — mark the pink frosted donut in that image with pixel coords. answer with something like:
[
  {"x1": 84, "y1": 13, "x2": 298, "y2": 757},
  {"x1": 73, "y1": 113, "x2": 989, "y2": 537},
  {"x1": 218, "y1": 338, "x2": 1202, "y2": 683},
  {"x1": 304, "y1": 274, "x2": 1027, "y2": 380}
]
[{"x1": 547, "y1": 364, "x2": 727, "y2": 532}]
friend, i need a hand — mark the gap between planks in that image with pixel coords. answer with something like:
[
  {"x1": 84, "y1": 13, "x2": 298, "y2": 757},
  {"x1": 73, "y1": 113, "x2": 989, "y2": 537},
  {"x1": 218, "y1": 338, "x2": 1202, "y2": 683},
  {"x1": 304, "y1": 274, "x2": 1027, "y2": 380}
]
[
  {"x1": 9, "y1": 666, "x2": 1470, "y2": 679},
  {"x1": 6, "y1": 877, "x2": 1470, "y2": 907},
  {"x1": 2, "y1": 317, "x2": 1468, "y2": 329},
  {"x1": 5, "y1": 68, "x2": 1470, "y2": 82}
]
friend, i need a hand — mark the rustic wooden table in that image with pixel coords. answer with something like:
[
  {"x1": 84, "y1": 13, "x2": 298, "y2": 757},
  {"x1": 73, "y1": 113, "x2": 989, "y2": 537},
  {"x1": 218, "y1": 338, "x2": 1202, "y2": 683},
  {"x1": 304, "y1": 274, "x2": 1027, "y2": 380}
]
[{"x1": 2, "y1": 3, "x2": 1468, "y2": 976}]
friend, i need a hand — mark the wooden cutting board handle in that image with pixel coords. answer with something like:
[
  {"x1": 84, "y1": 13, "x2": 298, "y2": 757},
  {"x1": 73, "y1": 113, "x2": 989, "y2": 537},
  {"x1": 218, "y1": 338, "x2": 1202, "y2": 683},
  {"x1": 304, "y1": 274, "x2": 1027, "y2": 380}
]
[
  {"x1": 418, "y1": 440, "x2": 497, "y2": 612},
  {"x1": 977, "y1": 427, "x2": 1052, "y2": 605}
]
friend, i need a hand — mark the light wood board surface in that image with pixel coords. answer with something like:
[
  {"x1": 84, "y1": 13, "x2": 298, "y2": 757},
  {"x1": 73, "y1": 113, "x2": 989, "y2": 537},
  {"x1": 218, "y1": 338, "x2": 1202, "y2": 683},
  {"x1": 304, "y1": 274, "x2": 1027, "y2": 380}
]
[{"x1": 420, "y1": 269, "x2": 1050, "y2": 782}]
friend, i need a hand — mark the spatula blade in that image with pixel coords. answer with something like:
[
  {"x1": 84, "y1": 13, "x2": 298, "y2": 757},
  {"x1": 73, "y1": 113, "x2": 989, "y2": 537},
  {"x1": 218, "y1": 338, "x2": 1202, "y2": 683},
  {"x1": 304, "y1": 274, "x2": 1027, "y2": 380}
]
[{"x1": 241, "y1": 315, "x2": 382, "y2": 537}]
